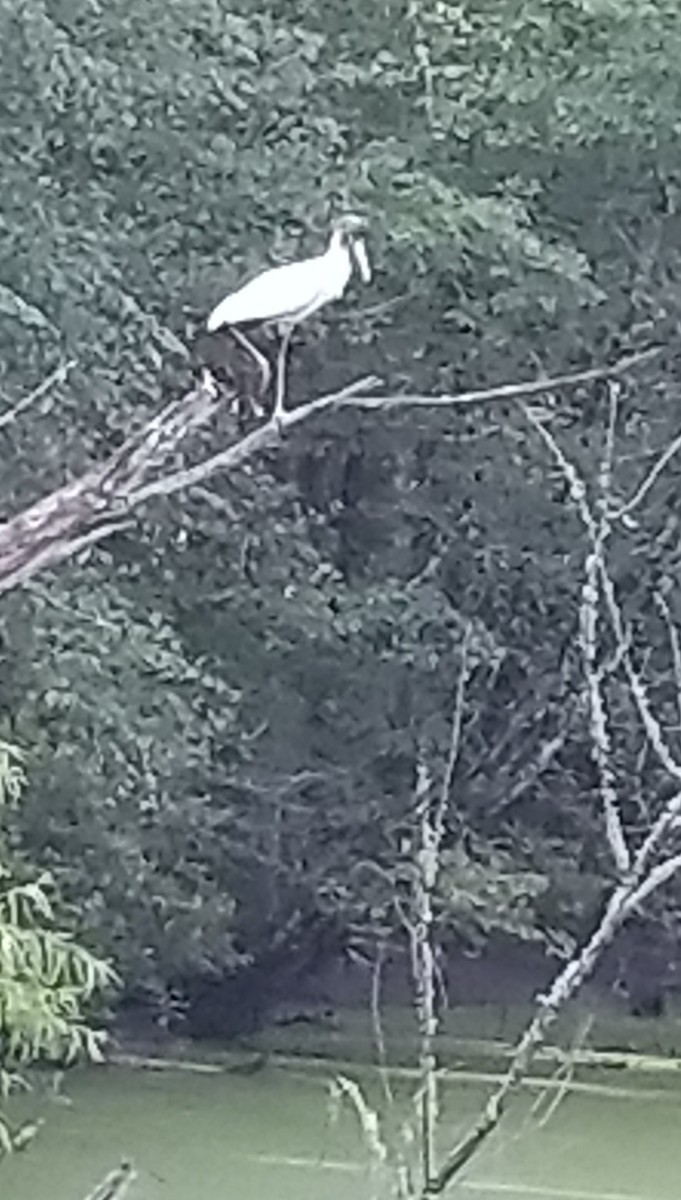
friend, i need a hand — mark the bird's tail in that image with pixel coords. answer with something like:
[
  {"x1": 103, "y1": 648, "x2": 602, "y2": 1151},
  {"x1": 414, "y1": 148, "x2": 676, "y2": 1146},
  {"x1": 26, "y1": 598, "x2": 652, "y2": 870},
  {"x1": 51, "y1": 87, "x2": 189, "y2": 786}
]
[{"x1": 206, "y1": 297, "x2": 236, "y2": 332}]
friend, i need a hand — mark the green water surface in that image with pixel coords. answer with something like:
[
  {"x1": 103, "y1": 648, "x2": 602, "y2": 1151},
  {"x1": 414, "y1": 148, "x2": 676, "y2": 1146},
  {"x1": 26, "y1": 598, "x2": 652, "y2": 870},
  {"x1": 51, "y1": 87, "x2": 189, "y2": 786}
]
[{"x1": 2, "y1": 1061, "x2": 680, "y2": 1200}]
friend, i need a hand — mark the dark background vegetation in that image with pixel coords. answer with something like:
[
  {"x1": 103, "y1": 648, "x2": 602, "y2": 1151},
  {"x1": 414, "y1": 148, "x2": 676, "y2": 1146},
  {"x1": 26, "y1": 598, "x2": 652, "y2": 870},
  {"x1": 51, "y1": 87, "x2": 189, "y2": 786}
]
[{"x1": 3, "y1": 0, "x2": 681, "y2": 1037}]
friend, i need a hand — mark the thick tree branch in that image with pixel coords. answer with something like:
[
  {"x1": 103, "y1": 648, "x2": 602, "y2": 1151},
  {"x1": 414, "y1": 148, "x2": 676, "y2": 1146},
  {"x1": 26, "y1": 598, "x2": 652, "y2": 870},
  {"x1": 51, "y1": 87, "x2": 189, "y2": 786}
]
[
  {"x1": 0, "y1": 348, "x2": 659, "y2": 599},
  {"x1": 0, "y1": 371, "x2": 222, "y2": 596}
]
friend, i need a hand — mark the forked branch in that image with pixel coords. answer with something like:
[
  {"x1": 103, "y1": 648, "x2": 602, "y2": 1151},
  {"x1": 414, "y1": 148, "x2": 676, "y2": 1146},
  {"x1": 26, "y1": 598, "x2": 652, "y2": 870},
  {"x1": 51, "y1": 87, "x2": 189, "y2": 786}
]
[{"x1": 0, "y1": 348, "x2": 658, "y2": 599}]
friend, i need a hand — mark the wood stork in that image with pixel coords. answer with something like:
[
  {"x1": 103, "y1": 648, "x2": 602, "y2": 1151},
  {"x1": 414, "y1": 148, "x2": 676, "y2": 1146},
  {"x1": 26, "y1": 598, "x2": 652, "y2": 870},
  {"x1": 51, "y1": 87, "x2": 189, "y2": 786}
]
[{"x1": 206, "y1": 215, "x2": 371, "y2": 420}]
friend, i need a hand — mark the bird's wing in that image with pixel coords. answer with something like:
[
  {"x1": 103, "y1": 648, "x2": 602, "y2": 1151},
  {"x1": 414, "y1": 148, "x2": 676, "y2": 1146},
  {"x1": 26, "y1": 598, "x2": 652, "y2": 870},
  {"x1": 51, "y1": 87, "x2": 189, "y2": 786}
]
[{"x1": 207, "y1": 252, "x2": 339, "y2": 329}]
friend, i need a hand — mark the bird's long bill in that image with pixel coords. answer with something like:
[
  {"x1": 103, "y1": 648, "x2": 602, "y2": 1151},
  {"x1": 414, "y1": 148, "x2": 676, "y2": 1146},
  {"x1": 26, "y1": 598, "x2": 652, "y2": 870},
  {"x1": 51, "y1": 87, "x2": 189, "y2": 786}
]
[{"x1": 352, "y1": 237, "x2": 372, "y2": 283}]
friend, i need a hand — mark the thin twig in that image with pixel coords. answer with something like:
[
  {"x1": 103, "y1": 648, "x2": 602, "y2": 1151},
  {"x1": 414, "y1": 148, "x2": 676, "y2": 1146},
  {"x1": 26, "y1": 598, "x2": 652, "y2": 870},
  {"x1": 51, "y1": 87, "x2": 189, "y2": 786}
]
[
  {"x1": 320, "y1": 347, "x2": 659, "y2": 414},
  {"x1": 0, "y1": 347, "x2": 659, "y2": 598},
  {"x1": 580, "y1": 545, "x2": 630, "y2": 873},
  {"x1": 428, "y1": 851, "x2": 681, "y2": 1196},
  {"x1": 135, "y1": 351, "x2": 657, "y2": 516},
  {"x1": 411, "y1": 638, "x2": 473, "y2": 1196},
  {"x1": 81, "y1": 1161, "x2": 136, "y2": 1200},
  {"x1": 521, "y1": 394, "x2": 681, "y2": 877},
  {"x1": 523, "y1": 397, "x2": 681, "y2": 801},
  {"x1": 371, "y1": 942, "x2": 395, "y2": 1109},
  {"x1": 530, "y1": 1014, "x2": 594, "y2": 1129},
  {"x1": 411, "y1": 759, "x2": 438, "y2": 1193},
  {"x1": 370, "y1": 944, "x2": 415, "y2": 1200},
  {"x1": 627, "y1": 850, "x2": 681, "y2": 907},
  {"x1": 589, "y1": 381, "x2": 629, "y2": 872},
  {"x1": 613, "y1": 424, "x2": 681, "y2": 519},
  {"x1": 654, "y1": 592, "x2": 681, "y2": 729},
  {"x1": 0, "y1": 359, "x2": 77, "y2": 431},
  {"x1": 519, "y1": 403, "x2": 596, "y2": 536},
  {"x1": 598, "y1": 564, "x2": 681, "y2": 792},
  {"x1": 599, "y1": 379, "x2": 620, "y2": 506},
  {"x1": 127, "y1": 375, "x2": 381, "y2": 505}
]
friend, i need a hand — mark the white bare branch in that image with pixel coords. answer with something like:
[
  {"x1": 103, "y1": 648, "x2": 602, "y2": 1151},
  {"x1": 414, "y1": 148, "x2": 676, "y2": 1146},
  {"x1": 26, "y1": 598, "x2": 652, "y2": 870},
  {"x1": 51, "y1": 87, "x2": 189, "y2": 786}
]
[
  {"x1": 626, "y1": 851, "x2": 681, "y2": 908},
  {"x1": 613, "y1": 424, "x2": 681, "y2": 519},
  {"x1": 434, "y1": 624, "x2": 473, "y2": 837},
  {"x1": 0, "y1": 347, "x2": 659, "y2": 600},
  {"x1": 597, "y1": 564, "x2": 681, "y2": 793},
  {"x1": 430, "y1": 845, "x2": 681, "y2": 1195},
  {"x1": 81, "y1": 1160, "x2": 137, "y2": 1200},
  {"x1": 0, "y1": 359, "x2": 77, "y2": 431},
  {"x1": 655, "y1": 592, "x2": 681, "y2": 730},
  {"x1": 520, "y1": 400, "x2": 630, "y2": 873}
]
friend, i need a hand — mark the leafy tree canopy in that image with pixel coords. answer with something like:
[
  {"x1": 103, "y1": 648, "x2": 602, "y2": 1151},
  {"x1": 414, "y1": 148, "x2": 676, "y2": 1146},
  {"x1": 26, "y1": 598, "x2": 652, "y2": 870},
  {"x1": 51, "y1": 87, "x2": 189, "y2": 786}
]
[{"x1": 2, "y1": 0, "x2": 681, "y2": 1013}]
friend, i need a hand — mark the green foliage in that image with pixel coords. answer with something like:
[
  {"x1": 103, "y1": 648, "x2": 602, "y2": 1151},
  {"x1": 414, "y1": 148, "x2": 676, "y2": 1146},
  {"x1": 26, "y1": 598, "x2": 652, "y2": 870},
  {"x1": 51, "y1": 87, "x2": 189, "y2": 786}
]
[
  {"x1": 2, "y1": 572, "x2": 244, "y2": 991},
  {"x1": 0, "y1": 742, "x2": 113, "y2": 1158},
  {"x1": 439, "y1": 843, "x2": 552, "y2": 948},
  {"x1": 2, "y1": 0, "x2": 681, "y2": 1018}
]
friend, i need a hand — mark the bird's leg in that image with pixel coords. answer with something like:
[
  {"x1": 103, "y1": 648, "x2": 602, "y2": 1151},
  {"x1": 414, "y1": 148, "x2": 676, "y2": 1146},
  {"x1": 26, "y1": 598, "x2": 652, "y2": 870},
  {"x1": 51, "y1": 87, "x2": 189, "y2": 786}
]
[
  {"x1": 274, "y1": 325, "x2": 293, "y2": 429},
  {"x1": 228, "y1": 327, "x2": 270, "y2": 416}
]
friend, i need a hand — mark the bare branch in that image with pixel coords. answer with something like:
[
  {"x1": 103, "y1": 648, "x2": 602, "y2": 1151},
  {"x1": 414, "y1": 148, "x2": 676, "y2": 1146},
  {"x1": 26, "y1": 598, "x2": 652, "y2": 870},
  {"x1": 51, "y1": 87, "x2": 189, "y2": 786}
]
[
  {"x1": 519, "y1": 403, "x2": 596, "y2": 537},
  {"x1": 614, "y1": 424, "x2": 681, "y2": 519},
  {"x1": 128, "y1": 376, "x2": 382, "y2": 505},
  {"x1": 408, "y1": 639, "x2": 474, "y2": 1195},
  {"x1": 530, "y1": 1014, "x2": 594, "y2": 1130},
  {"x1": 410, "y1": 758, "x2": 439, "y2": 1193},
  {"x1": 626, "y1": 851, "x2": 681, "y2": 908},
  {"x1": 116, "y1": 352, "x2": 659, "y2": 509},
  {"x1": 189, "y1": 486, "x2": 239, "y2": 521},
  {"x1": 81, "y1": 1161, "x2": 136, "y2": 1200},
  {"x1": 597, "y1": 563, "x2": 681, "y2": 793},
  {"x1": 0, "y1": 346, "x2": 658, "y2": 599},
  {"x1": 588, "y1": 380, "x2": 629, "y2": 872},
  {"x1": 654, "y1": 591, "x2": 681, "y2": 729},
  {"x1": 491, "y1": 714, "x2": 582, "y2": 817},
  {"x1": 306, "y1": 346, "x2": 657, "y2": 416},
  {"x1": 429, "y1": 847, "x2": 681, "y2": 1195},
  {"x1": 370, "y1": 943, "x2": 393, "y2": 1105},
  {"x1": 520, "y1": 386, "x2": 681, "y2": 879},
  {"x1": 523, "y1": 396, "x2": 681, "y2": 817},
  {"x1": 0, "y1": 371, "x2": 223, "y2": 596},
  {"x1": 580, "y1": 546, "x2": 631, "y2": 873},
  {"x1": 370, "y1": 944, "x2": 415, "y2": 1200},
  {"x1": 521, "y1": 402, "x2": 630, "y2": 872},
  {"x1": 598, "y1": 379, "x2": 621, "y2": 506},
  {"x1": 0, "y1": 359, "x2": 77, "y2": 431},
  {"x1": 434, "y1": 625, "x2": 473, "y2": 837}
]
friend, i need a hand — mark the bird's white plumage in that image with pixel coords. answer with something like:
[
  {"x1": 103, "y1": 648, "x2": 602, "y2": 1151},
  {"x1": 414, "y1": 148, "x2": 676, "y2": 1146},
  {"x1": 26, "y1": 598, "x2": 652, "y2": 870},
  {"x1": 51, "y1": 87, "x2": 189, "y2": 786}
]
[{"x1": 206, "y1": 223, "x2": 370, "y2": 333}]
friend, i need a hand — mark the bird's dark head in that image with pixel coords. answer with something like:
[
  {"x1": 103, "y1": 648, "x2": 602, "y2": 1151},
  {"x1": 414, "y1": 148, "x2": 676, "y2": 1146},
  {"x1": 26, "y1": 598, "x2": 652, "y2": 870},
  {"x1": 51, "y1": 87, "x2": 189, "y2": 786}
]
[{"x1": 331, "y1": 214, "x2": 371, "y2": 282}]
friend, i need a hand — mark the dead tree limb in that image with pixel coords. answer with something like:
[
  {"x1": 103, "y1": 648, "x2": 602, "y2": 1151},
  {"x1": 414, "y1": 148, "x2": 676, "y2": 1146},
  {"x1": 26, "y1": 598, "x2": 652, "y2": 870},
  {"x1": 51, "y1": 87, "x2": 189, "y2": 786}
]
[
  {"x1": 0, "y1": 348, "x2": 659, "y2": 599},
  {"x1": 422, "y1": 384, "x2": 681, "y2": 1196}
]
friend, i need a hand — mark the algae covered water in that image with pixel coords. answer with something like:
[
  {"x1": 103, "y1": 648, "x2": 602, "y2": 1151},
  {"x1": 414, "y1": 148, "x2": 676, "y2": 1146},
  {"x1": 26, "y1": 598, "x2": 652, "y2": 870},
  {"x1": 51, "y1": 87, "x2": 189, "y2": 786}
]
[{"x1": 3, "y1": 1059, "x2": 681, "y2": 1200}]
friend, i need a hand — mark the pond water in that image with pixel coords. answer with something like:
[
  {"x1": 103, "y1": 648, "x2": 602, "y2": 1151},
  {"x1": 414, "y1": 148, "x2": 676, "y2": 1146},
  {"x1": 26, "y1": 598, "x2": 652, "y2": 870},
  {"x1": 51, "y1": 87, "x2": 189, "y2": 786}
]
[{"x1": 3, "y1": 1061, "x2": 681, "y2": 1200}]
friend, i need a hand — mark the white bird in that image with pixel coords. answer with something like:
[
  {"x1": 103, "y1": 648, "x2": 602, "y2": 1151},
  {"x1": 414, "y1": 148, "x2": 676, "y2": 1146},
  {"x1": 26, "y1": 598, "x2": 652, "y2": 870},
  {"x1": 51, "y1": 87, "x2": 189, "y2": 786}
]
[{"x1": 206, "y1": 215, "x2": 371, "y2": 420}]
